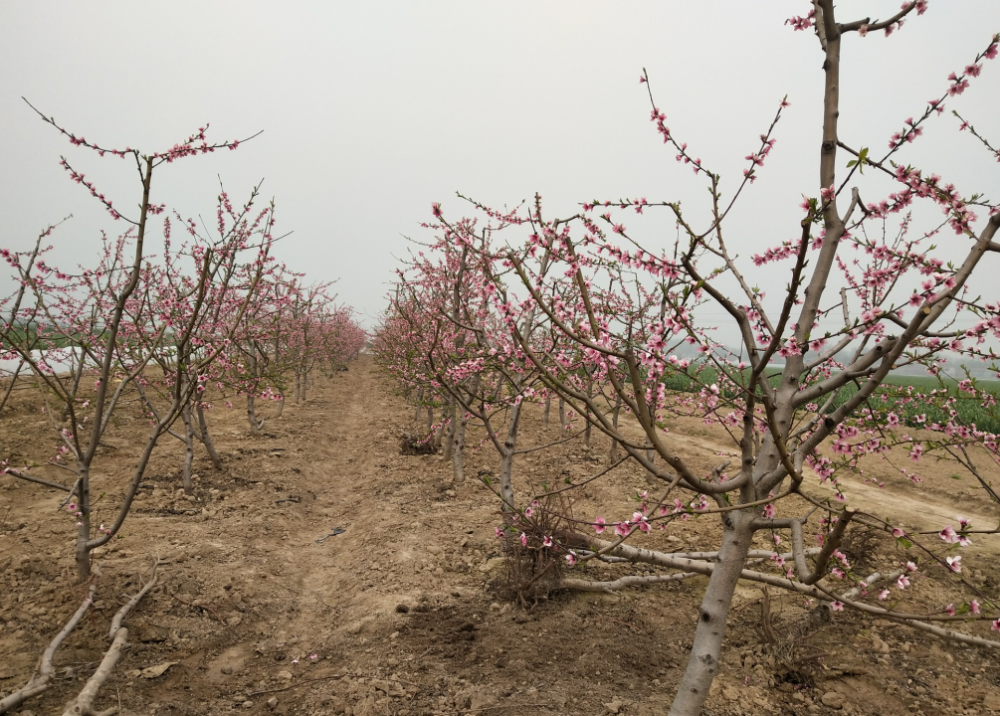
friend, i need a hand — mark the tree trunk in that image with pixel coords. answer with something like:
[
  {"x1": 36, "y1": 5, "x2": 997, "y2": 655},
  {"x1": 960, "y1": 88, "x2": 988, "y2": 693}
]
[
  {"x1": 414, "y1": 387, "x2": 424, "y2": 423},
  {"x1": 543, "y1": 393, "x2": 551, "y2": 427},
  {"x1": 609, "y1": 393, "x2": 622, "y2": 464},
  {"x1": 196, "y1": 403, "x2": 223, "y2": 470},
  {"x1": 442, "y1": 396, "x2": 456, "y2": 462},
  {"x1": 452, "y1": 375, "x2": 479, "y2": 482},
  {"x1": 559, "y1": 397, "x2": 567, "y2": 431},
  {"x1": 180, "y1": 405, "x2": 195, "y2": 494},
  {"x1": 584, "y1": 378, "x2": 594, "y2": 448},
  {"x1": 247, "y1": 351, "x2": 265, "y2": 434},
  {"x1": 499, "y1": 401, "x2": 522, "y2": 511},
  {"x1": 298, "y1": 362, "x2": 309, "y2": 401},
  {"x1": 645, "y1": 404, "x2": 656, "y2": 464},
  {"x1": 73, "y1": 465, "x2": 91, "y2": 583},
  {"x1": 668, "y1": 513, "x2": 754, "y2": 716},
  {"x1": 247, "y1": 394, "x2": 264, "y2": 435},
  {"x1": 453, "y1": 415, "x2": 468, "y2": 482},
  {"x1": 274, "y1": 393, "x2": 285, "y2": 418}
]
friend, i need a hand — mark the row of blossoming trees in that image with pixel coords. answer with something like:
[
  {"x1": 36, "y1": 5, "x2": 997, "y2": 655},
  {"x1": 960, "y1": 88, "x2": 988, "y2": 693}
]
[
  {"x1": 0, "y1": 107, "x2": 364, "y2": 715},
  {"x1": 375, "y1": 3, "x2": 1000, "y2": 715}
]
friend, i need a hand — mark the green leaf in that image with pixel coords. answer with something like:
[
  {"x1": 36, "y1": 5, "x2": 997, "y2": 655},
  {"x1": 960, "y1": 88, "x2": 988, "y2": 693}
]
[{"x1": 856, "y1": 147, "x2": 869, "y2": 175}]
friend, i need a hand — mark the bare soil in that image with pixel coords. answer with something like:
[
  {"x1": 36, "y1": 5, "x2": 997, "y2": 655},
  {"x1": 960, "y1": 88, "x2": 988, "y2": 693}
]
[{"x1": 2, "y1": 357, "x2": 1000, "y2": 716}]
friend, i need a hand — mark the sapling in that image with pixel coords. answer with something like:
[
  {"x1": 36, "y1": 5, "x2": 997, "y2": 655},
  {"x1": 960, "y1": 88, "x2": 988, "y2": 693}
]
[{"x1": 0, "y1": 104, "x2": 261, "y2": 580}]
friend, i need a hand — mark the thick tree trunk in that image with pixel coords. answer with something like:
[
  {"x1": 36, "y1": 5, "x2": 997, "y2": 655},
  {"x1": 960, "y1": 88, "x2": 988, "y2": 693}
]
[
  {"x1": 669, "y1": 512, "x2": 755, "y2": 716},
  {"x1": 543, "y1": 393, "x2": 551, "y2": 427},
  {"x1": 558, "y1": 397, "x2": 567, "y2": 431},
  {"x1": 274, "y1": 393, "x2": 285, "y2": 418}
]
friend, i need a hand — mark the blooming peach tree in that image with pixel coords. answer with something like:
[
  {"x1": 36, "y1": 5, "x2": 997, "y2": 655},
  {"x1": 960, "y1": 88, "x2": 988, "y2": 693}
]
[{"x1": 381, "y1": 3, "x2": 1000, "y2": 715}]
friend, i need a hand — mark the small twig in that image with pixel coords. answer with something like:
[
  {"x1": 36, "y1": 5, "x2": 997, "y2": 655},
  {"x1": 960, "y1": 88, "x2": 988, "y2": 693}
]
[
  {"x1": 246, "y1": 673, "x2": 343, "y2": 697},
  {"x1": 59, "y1": 479, "x2": 82, "y2": 509},
  {"x1": 7, "y1": 468, "x2": 74, "y2": 492}
]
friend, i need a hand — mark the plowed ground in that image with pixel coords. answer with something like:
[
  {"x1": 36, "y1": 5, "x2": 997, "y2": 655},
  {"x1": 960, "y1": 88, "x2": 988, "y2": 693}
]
[{"x1": 2, "y1": 357, "x2": 999, "y2": 716}]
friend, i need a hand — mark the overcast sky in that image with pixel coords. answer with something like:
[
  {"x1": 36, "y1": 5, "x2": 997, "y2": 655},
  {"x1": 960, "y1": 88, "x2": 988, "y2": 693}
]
[{"x1": 2, "y1": 2, "x2": 997, "y2": 336}]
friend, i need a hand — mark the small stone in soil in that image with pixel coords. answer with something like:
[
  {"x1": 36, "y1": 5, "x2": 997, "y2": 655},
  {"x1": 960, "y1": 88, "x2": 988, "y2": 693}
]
[{"x1": 821, "y1": 692, "x2": 845, "y2": 709}]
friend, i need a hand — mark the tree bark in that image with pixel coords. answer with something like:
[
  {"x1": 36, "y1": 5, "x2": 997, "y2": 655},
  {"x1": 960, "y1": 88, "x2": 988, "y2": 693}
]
[
  {"x1": 73, "y1": 465, "x2": 91, "y2": 583},
  {"x1": 180, "y1": 405, "x2": 195, "y2": 494},
  {"x1": 669, "y1": 513, "x2": 754, "y2": 716},
  {"x1": 452, "y1": 375, "x2": 479, "y2": 482},
  {"x1": 442, "y1": 395, "x2": 456, "y2": 462},
  {"x1": 414, "y1": 387, "x2": 424, "y2": 423},
  {"x1": 499, "y1": 401, "x2": 522, "y2": 510},
  {"x1": 247, "y1": 393, "x2": 265, "y2": 435},
  {"x1": 609, "y1": 393, "x2": 622, "y2": 464},
  {"x1": 196, "y1": 403, "x2": 223, "y2": 469}
]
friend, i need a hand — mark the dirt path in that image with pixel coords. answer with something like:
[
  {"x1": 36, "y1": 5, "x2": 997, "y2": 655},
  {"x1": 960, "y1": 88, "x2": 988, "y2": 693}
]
[{"x1": 663, "y1": 429, "x2": 1000, "y2": 553}]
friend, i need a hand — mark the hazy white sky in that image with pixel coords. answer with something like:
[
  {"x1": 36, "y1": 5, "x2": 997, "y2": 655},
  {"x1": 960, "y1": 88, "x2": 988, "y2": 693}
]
[{"x1": 1, "y1": 2, "x2": 997, "y2": 333}]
